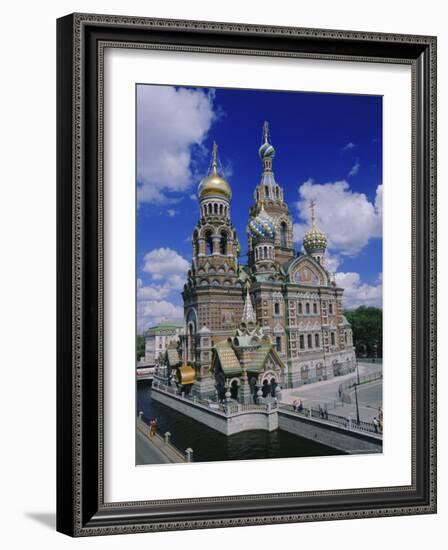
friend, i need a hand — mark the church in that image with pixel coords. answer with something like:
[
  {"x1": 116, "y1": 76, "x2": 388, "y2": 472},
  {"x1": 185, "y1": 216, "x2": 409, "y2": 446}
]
[{"x1": 178, "y1": 123, "x2": 356, "y2": 401}]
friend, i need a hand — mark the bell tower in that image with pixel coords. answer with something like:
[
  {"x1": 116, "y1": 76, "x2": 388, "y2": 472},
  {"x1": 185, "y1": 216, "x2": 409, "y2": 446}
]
[
  {"x1": 182, "y1": 143, "x2": 244, "y2": 399},
  {"x1": 250, "y1": 122, "x2": 295, "y2": 265}
]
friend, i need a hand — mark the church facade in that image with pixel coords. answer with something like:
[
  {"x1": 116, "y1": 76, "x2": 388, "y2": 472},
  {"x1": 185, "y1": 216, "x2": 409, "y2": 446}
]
[{"x1": 181, "y1": 124, "x2": 356, "y2": 400}]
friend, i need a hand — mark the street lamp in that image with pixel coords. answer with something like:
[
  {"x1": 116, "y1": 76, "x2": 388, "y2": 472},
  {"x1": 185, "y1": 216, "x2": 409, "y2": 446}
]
[
  {"x1": 353, "y1": 345, "x2": 360, "y2": 425},
  {"x1": 373, "y1": 340, "x2": 378, "y2": 363},
  {"x1": 354, "y1": 345, "x2": 360, "y2": 385},
  {"x1": 354, "y1": 381, "x2": 360, "y2": 425}
]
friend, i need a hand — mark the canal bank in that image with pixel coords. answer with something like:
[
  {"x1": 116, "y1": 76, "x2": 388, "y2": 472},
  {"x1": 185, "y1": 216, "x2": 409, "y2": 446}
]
[
  {"x1": 150, "y1": 382, "x2": 382, "y2": 455},
  {"x1": 137, "y1": 381, "x2": 345, "y2": 463}
]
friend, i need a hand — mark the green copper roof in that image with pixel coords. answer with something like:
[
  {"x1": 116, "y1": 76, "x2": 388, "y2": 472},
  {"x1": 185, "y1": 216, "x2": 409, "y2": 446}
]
[{"x1": 145, "y1": 320, "x2": 184, "y2": 335}]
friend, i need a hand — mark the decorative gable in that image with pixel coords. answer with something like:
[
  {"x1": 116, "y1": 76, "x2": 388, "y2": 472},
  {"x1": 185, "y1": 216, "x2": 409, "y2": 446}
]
[{"x1": 287, "y1": 256, "x2": 329, "y2": 286}]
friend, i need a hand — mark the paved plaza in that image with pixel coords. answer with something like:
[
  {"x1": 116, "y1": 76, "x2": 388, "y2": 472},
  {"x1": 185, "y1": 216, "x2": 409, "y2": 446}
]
[{"x1": 281, "y1": 362, "x2": 383, "y2": 423}]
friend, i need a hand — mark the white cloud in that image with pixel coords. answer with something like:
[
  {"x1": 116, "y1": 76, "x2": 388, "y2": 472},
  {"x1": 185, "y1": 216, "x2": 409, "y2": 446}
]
[
  {"x1": 293, "y1": 179, "x2": 382, "y2": 255},
  {"x1": 167, "y1": 209, "x2": 177, "y2": 217},
  {"x1": 137, "y1": 85, "x2": 216, "y2": 205},
  {"x1": 189, "y1": 194, "x2": 197, "y2": 201},
  {"x1": 348, "y1": 161, "x2": 360, "y2": 178},
  {"x1": 137, "y1": 278, "x2": 170, "y2": 301},
  {"x1": 137, "y1": 248, "x2": 190, "y2": 332},
  {"x1": 142, "y1": 247, "x2": 190, "y2": 282},
  {"x1": 137, "y1": 300, "x2": 184, "y2": 332},
  {"x1": 324, "y1": 252, "x2": 342, "y2": 273},
  {"x1": 342, "y1": 142, "x2": 356, "y2": 151},
  {"x1": 335, "y1": 271, "x2": 382, "y2": 309}
]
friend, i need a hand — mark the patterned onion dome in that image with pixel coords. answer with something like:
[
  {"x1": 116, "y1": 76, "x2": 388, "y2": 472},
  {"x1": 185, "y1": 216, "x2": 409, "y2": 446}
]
[
  {"x1": 248, "y1": 207, "x2": 276, "y2": 241},
  {"x1": 259, "y1": 121, "x2": 276, "y2": 161},
  {"x1": 258, "y1": 141, "x2": 276, "y2": 161},
  {"x1": 198, "y1": 142, "x2": 232, "y2": 200},
  {"x1": 303, "y1": 227, "x2": 328, "y2": 253}
]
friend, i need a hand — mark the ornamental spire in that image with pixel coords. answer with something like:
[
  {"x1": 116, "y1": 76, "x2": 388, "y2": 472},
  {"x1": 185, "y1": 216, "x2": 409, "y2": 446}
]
[
  {"x1": 211, "y1": 141, "x2": 218, "y2": 174},
  {"x1": 242, "y1": 287, "x2": 256, "y2": 324},
  {"x1": 309, "y1": 200, "x2": 317, "y2": 228},
  {"x1": 263, "y1": 120, "x2": 270, "y2": 143},
  {"x1": 258, "y1": 121, "x2": 276, "y2": 172}
]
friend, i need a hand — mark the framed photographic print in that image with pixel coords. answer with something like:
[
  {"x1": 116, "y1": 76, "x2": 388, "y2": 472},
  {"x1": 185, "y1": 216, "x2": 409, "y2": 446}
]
[{"x1": 56, "y1": 13, "x2": 437, "y2": 536}]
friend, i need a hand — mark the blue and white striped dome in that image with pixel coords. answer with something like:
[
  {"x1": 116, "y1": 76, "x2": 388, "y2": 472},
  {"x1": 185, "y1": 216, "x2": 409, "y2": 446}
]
[
  {"x1": 259, "y1": 141, "x2": 276, "y2": 160},
  {"x1": 248, "y1": 208, "x2": 276, "y2": 241}
]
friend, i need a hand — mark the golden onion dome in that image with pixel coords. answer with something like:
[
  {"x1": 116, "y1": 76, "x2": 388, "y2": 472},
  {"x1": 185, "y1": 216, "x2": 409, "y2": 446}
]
[{"x1": 197, "y1": 142, "x2": 232, "y2": 201}]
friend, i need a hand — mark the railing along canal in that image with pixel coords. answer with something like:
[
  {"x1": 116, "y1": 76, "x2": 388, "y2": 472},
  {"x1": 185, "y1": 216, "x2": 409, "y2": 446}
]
[
  {"x1": 152, "y1": 380, "x2": 278, "y2": 416},
  {"x1": 280, "y1": 403, "x2": 382, "y2": 436},
  {"x1": 151, "y1": 381, "x2": 381, "y2": 437}
]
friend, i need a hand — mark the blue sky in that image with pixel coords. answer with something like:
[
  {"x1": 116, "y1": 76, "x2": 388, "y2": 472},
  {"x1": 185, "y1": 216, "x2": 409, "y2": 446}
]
[{"x1": 136, "y1": 85, "x2": 383, "y2": 332}]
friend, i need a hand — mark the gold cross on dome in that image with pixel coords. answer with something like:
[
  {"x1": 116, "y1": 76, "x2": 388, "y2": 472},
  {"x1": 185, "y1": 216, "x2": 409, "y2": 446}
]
[
  {"x1": 212, "y1": 142, "x2": 218, "y2": 169},
  {"x1": 263, "y1": 121, "x2": 269, "y2": 143},
  {"x1": 309, "y1": 200, "x2": 316, "y2": 227}
]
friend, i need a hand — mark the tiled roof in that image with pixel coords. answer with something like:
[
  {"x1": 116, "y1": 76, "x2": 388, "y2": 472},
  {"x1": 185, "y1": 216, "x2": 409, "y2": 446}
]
[
  {"x1": 214, "y1": 341, "x2": 242, "y2": 374},
  {"x1": 247, "y1": 342, "x2": 272, "y2": 372}
]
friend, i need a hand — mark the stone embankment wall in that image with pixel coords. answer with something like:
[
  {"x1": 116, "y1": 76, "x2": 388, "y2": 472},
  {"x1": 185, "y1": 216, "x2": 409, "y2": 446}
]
[{"x1": 278, "y1": 410, "x2": 382, "y2": 454}]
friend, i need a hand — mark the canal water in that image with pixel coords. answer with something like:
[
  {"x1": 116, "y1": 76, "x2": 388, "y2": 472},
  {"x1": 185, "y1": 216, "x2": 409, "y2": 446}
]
[{"x1": 137, "y1": 382, "x2": 345, "y2": 463}]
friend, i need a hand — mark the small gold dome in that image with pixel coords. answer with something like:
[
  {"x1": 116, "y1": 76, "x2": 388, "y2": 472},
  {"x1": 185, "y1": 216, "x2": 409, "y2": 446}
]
[{"x1": 197, "y1": 142, "x2": 232, "y2": 201}]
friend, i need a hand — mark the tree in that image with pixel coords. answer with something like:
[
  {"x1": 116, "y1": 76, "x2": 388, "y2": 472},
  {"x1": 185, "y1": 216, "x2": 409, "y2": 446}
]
[
  {"x1": 344, "y1": 306, "x2": 382, "y2": 358},
  {"x1": 136, "y1": 334, "x2": 145, "y2": 361}
]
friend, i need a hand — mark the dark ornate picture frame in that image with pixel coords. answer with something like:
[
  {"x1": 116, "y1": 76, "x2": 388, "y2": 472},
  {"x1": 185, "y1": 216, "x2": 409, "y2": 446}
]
[{"x1": 56, "y1": 13, "x2": 437, "y2": 537}]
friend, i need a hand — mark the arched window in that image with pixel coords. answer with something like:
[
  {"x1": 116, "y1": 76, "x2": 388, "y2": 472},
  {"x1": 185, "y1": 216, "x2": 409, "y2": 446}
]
[
  {"x1": 263, "y1": 246, "x2": 268, "y2": 259},
  {"x1": 329, "y1": 303, "x2": 333, "y2": 314},
  {"x1": 220, "y1": 231, "x2": 227, "y2": 255},
  {"x1": 315, "y1": 333, "x2": 320, "y2": 347},
  {"x1": 275, "y1": 187, "x2": 279, "y2": 199},
  {"x1": 214, "y1": 203, "x2": 218, "y2": 215},
  {"x1": 187, "y1": 323, "x2": 195, "y2": 361},
  {"x1": 307, "y1": 334, "x2": 313, "y2": 349},
  {"x1": 298, "y1": 302, "x2": 303, "y2": 314},
  {"x1": 192, "y1": 230, "x2": 198, "y2": 256},
  {"x1": 313, "y1": 303, "x2": 317, "y2": 314},
  {"x1": 299, "y1": 335, "x2": 305, "y2": 349},
  {"x1": 280, "y1": 222, "x2": 287, "y2": 247},
  {"x1": 305, "y1": 303, "x2": 310, "y2": 314},
  {"x1": 275, "y1": 336, "x2": 281, "y2": 352},
  {"x1": 205, "y1": 231, "x2": 213, "y2": 255},
  {"x1": 265, "y1": 185, "x2": 269, "y2": 198},
  {"x1": 274, "y1": 302, "x2": 280, "y2": 315}
]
